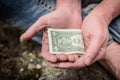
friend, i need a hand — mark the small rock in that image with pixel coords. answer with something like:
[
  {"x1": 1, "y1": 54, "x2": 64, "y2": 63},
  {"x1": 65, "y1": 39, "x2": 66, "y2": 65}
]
[
  {"x1": 38, "y1": 52, "x2": 42, "y2": 57},
  {"x1": 36, "y1": 74, "x2": 39, "y2": 78},
  {"x1": 36, "y1": 64, "x2": 42, "y2": 69},
  {"x1": 28, "y1": 53, "x2": 36, "y2": 59},
  {"x1": 22, "y1": 51, "x2": 28, "y2": 56},
  {"x1": 28, "y1": 63, "x2": 35, "y2": 70},
  {"x1": 30, "y1": 58, "x2": 33, "y2": 62},
  {"x1": 54, "y1": 72, "x2": 62, "y2": 76},
  {"x1": 38, "y1": 77, "x2": 46, "y2": 80},
  {"x1": 20, "y1": 68, "x2": 24, "y2": 72}
]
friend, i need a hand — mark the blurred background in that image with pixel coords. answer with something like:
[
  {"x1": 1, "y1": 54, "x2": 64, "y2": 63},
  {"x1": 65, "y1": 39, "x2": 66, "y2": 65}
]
[{"x1": 0, "y1": 22, "x2": 116, "y2": 80}]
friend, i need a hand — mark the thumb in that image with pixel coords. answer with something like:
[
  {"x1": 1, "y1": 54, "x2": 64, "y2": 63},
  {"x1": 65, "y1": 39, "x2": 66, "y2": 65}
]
[
  {"x1": 20, "y1": 17, "x2": 47, "y2": 42},
  {"x1": 84, "y1": 36, "x2": 102, "y2": 65}
]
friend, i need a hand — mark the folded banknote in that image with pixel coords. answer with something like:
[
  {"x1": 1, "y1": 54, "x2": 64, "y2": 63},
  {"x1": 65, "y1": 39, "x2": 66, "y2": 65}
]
[{"x1": 48, "y1": 28, "x2": 85, "y2": 55}]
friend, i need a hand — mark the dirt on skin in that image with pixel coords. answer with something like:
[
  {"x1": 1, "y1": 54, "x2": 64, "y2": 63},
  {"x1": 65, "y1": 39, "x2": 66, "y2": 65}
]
[{"x1": 0, "y1": 22, "x2": 116, "y2": 80}]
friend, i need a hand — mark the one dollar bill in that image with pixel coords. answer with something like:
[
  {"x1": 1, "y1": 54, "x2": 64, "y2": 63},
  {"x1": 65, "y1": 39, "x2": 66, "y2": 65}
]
[{"x1": 48, "y1": 28, "x2": 85, "y2": 55}]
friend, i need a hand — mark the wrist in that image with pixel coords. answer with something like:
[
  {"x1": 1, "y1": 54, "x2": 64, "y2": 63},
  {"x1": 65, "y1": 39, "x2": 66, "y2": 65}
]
[
  {"x1": 56, "y1": 0, "x2": 81, "y2": 13},
  {"x1": 90, "y1": 0, "x2": 120, "y2": 25}
]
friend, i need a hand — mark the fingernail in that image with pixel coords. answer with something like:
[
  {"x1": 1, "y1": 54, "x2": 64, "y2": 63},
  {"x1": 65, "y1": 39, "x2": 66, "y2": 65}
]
[
  {"x1": 84, "y1": 58, "x2": 91, "y2": 66},
  {"x1": 50, "y1": 56, "x2": 57, "y2": 63}
]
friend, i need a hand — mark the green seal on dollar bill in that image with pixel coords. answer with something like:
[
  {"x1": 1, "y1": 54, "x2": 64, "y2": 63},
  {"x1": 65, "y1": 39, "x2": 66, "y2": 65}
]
[{"x1": 48, "y1": 28, "x2": 85, "y2": 55}]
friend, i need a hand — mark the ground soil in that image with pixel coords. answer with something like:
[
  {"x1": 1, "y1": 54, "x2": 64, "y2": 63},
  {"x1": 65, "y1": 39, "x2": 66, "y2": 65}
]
[{"x1": 0, "y1": 22, "x2": 116, "y2": 80}]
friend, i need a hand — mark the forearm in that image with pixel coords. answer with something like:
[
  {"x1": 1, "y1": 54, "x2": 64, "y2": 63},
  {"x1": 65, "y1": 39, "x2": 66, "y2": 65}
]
[
  {"x1": 91, "y1": 0, "x2": 120, "y2": 24},
  {"x1": 56, "y1": 0, "x2": 81, "y2": 13}
]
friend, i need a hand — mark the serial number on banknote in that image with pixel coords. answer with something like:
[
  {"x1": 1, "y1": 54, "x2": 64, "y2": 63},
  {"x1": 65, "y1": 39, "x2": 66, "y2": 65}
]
[{"x1": 48, "y1": 28, "x2": 85, "y2": 55}]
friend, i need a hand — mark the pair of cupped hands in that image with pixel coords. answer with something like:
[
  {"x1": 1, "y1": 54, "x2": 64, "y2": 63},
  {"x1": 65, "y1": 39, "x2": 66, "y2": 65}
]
[{"x1": 20, "y1": 7, "x2": 109, "y2": 68}]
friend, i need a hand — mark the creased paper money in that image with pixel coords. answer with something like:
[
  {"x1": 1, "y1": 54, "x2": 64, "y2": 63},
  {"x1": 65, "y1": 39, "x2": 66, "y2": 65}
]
[{"x1": 48, "y1": 28, "x2": 85, "y2": 55}]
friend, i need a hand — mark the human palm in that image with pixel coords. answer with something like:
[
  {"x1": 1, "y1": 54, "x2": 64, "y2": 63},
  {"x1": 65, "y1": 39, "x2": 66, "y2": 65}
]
[
  {"x1": 50, "y1": 13, "x2": 109, "y2": 68},
  {"x1": 20, "y1": 9, "x2": 82, "y2": 62}
]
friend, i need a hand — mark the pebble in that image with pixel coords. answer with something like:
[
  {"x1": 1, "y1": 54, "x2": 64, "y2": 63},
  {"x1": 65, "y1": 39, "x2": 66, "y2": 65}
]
[
  {"x1": 28, "y1": 53, "x2": 36, "y2": 59},
  {"x1": 20, "y1": 68, "x2": 24, "y2": 72},
  {"x1": 30, "y1": 58, "x2": 33, "y2": 62},
  {"x1": 36, "y1": 64, "x2": 42, "y2": 69},
  {"x1": 38, "y1": 77, "x2": 46, "y2": 80},
  {"x1": 28, "y1": 63, "x2": 35, "y2": 70}
]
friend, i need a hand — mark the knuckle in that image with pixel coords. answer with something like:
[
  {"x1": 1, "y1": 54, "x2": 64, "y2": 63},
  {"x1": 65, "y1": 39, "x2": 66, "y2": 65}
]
[{"x1": 33, "y1": 28, "x2": 39, "y2": 34}]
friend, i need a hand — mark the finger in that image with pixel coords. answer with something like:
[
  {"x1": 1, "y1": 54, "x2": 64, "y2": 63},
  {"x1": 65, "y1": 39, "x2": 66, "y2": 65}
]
[
  {"x1": 20, "y1": 17, "x2": 47, "y2": 41},
  {"x1": 68, "y1": 55, "x2": 75, "y2": 62},
  {"x1": 73, "y1": 55, "x2": 79, "y2": 60},
  {"x1": 92, "y1": 45, "x2": 107, "y2": 63},
  {"x1": 92, "y1": 49, "x2": 106, "y2": 63},
  {"x1": 50, "y1": 62, "x2": 76, "y2": 69},
  {"x1": 58, "y1": 62, "x2": 76, "y2": 69},
  {"x1": 51, "y1": 55, "x2": 80, "y2": 68},
  {"x1": 56, "y1": 54, "x2": 68, "y2": 62},
  {"x1": 56, "y1": 54, "x2": 79, "y2": 62},
  {"x1": 84, "y1": 37, "x2": 102, "y2": 65},
  {"x1": 50, "y1": 62, "x2": 60, "y2": 68},
  {"x1": 51, "y1": 57, "x2": 85, "y2": 68},
  {"x1": 42, "y1": 32, "x2": 57, "y2": 62}
]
